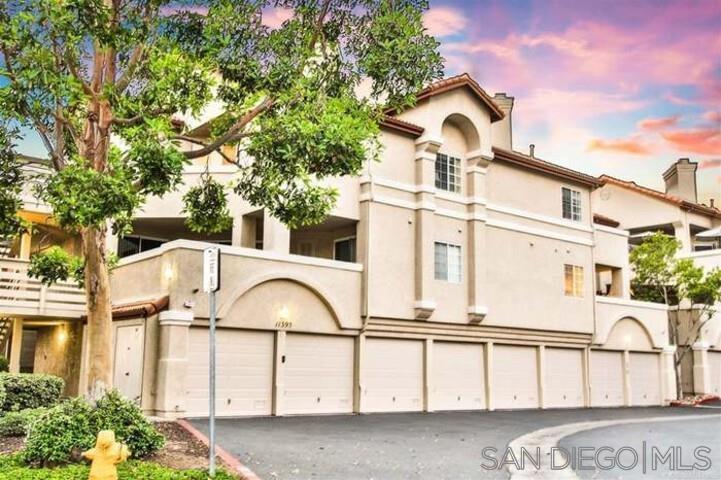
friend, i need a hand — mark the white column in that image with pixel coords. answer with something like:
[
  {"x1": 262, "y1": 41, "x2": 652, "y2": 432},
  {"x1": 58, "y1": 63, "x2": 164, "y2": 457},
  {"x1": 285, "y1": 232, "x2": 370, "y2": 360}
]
[
  {"x1": 692, "y1": 341, "x2": 710, "y2": 395},
  {"x1": 272, "y1": 330, "x2": 287, "y2": 415},
  {"x1": 622, "y1": 350, "x2": 632, "y2": 406},
  {"x1": 263, "y1": 213, "x2": 290, "y2": 254},
  {"x1": 582, "y1": 348, "x2": 591, "y2": 407},
  {"x1": 485, "y1": 341, "x2": 494, "y2": 411},
  {"x1": 155, "y1": 310, "x2": 193, "y2": 418},
  {"x1": 354, "y1": 334, "x2": 366, "y2": 413},
  {"x1": 673, "y1": 220, "x2": 692, "y2": 255},
  {"x1": 413, "y1": 136, "x2": 442, "y2": 320},
  {"x1": 661, "y1": 345, "x2": 677, "y2": 403},
  {"x1": 466, "y1": 152, "x2": 491, "y2": 324},
  {"x1": 424, "y1": 338, "x2": 434, "y2": 412},
  {"x1": 537, "y1": 345, "x2": 546, "y2": 409},
  {"x1": 8, "y1": 318, "x2": 23, "y2": 373}
]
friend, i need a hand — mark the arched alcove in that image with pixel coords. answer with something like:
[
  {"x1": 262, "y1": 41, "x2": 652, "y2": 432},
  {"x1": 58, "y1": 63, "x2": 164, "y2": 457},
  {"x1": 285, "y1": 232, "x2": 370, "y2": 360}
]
[
  {"x1": 220, "y1": 277, "x2": 342, "y2": 333},
  {"x1": 604, "y1": 317, "x2": 655, "y2": 351},
  {"x1": 441, "y1": 113, "x2": 480, "y2": 153}
]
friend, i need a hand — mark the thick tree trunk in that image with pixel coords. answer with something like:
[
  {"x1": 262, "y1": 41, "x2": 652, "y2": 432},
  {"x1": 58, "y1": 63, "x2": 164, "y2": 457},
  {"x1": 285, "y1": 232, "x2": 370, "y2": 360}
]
[{"x1": 82, "y1": 225, "x2": 113, "y2": 402}]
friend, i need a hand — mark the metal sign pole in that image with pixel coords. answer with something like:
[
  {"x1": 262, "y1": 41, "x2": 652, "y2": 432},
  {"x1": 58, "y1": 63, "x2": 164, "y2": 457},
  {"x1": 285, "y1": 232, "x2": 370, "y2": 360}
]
[
  {"x1": 209, "y1": 287, "x2": 216, "y2": 477},
  {"x1": 204, "y1": 246, "x2": 220, "y2": 478}
]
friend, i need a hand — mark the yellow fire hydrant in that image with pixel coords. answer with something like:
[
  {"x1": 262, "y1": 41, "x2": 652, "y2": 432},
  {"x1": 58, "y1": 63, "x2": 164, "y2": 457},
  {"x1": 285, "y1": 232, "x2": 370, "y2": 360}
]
[{"x1": 82, "y1": 430, "x2": 130, "y2": 480}]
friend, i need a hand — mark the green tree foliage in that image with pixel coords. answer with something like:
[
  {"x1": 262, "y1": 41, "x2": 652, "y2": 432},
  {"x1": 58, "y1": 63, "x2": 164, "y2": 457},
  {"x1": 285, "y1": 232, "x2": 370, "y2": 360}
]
[
  {"x1": 0, "y1": 0, "x2": 443, "y2": 395},
  {"x1": 630, "y1": 231, "x2": 721, "y2": 397}
]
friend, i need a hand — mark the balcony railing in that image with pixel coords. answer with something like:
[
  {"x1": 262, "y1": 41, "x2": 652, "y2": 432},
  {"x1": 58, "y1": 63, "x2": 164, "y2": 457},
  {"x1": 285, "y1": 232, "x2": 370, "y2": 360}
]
[{"x1": 0, "y1": 258, "x2": 86, "y2": 318}]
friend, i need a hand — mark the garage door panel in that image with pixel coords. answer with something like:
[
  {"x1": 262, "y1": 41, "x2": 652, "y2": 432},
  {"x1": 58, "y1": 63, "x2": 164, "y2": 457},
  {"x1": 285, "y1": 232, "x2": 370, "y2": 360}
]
[
  {"x1": 545, "y1": 348, "x2": 584, "y2": 408},
  {"x1": 590, "y1": 350, "x2": 624, "y2": 407},
  {"x1": 363, "y1": 338, "x2": 423, "y2": 412},
  {"x1": 493, "y1": 345, "x2": 539, "y2": 409},
  {"x1": 283, "y1": 334, "x2": 354, "y2": 415},
  {"x1": 433, "y1": 342, "x2": 485, "y2": 411},
  {"x1": 187, "y1": 329, "x2": 274, "y2": 417},
  {"x1": 630, "y1": 352, "x2": 661, "y2": 406}
]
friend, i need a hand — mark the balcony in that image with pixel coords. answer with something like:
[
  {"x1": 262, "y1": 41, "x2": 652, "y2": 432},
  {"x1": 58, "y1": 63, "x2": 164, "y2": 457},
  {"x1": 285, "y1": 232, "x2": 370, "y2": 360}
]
[
  {"x1": 681, "y1": 249, "x2": 721, "y2": 271},
  {"x1": 112, "y1": 240, "x2": 363, "y2": 331},
  {"x1": 0, "y1": 258, "x2": 86, "y2": 319}
]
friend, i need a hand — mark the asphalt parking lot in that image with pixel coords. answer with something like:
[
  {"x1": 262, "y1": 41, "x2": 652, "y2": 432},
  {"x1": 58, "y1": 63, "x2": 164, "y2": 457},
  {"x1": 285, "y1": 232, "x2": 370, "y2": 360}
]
[{"x1": 191, "y1": 407, "x2": 720, "y2": 479}]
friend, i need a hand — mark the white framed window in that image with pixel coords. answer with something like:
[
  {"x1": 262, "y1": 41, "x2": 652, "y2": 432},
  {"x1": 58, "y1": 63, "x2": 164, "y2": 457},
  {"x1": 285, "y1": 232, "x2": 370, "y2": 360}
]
[
  {"x1": 564, "y1": 264, "x2": 584, "y2": 297},
  {"x1": 334, "y1": 236, "x2": 356, "y2": 263},
  {"x1": 434, "y1": 242, "x2": 462, "y2": 283},
  {"x1": 562, "y1": 187, "x2": 582, "y2": 221},
  {"x1": 435, "y1": 153, "x2": 462, "y2": 193}
]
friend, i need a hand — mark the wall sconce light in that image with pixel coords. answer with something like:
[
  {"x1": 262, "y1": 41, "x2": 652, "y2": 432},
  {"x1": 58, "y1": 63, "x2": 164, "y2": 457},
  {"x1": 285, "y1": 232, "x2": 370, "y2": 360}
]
[
  {"x1": 623, "y1": 334, "x2": 632, "y2": 345},
  {"x1": 163, "y1": 264, "x2": 174, "y2": 281},
  {"x1": 278, "y1": 305, "x2": 290, "y2": 322},
  {"x1": 57, "y1": 326, "x2": 67, "y2": 344}
]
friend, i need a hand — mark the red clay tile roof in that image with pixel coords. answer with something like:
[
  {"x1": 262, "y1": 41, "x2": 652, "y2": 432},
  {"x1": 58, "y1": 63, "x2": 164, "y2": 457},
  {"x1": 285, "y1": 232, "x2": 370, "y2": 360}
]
[
  {"x1": 379, "y1": 115, "x2": 425, "y2": 137},
  {"x1": 593, "y1": 213, "x2": 621, "y2": 228},
  {"x1": 414, "y1": 74, "x2": 505, "y2": 122},
  {"x1": 110, "y1": 296, "x2": 170, "y2": 320},
  {"x1": 384, "y1": 73, "x2": 505, "y2": 122},
  {"x1": 492, "y1": 147, "x2": 601, "y2": 188},
  {"x1": 599, "y1": 175, "x2": 721, "y2": 219}
]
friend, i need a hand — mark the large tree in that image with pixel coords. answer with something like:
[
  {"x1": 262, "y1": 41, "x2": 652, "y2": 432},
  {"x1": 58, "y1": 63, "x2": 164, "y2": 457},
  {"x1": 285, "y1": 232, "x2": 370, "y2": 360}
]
[
  {"x1": 630, "y1": 232, "x2": 721, "y2": 398},
  {"x1": 0, "y1": 0, "x2": 443, "y2": 399}
]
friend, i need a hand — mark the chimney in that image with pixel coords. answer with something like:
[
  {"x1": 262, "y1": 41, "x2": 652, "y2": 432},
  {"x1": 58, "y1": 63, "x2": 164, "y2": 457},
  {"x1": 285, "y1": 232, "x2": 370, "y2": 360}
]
[
  {"x1": 529, "y1": 144, "x2": 535, "y2": 157},
  {"x1": 491, "y1": 93, "x2": 514, "y2": 150},
  {"x1": 663, "y1": 158, "x2": 698, "y2": 203}
]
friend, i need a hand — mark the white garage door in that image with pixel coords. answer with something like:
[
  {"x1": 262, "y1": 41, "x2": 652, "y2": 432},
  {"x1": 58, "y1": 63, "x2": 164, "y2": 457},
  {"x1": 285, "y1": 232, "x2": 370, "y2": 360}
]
[
  {"x1": 493, "y1": 345, "x2": 539, "y2": 409},
  {"x1": 187, "y1": 328, "x2": 274, "y2": 417},
  {"x1": 363, "y1": 338, "x2": 423, "y2": 412},
  {"x1": 709, "y1": 352, "x2": 721, "y2": 395},
  {"x1": 283, "y1": 334, "x2": 354, "y2": 415},
  {"x1": 629, "y1": 352, "x2": 661, "y2": 406},
  {"x1": 432, "y1": 342, "x2": 485, "y2": 411},
  {"x1": 590, "y1": 350, "x2": 624, "y2": 407},
  {"x1": 545, "y1": 348, "x2": 584, "y2": 408}
]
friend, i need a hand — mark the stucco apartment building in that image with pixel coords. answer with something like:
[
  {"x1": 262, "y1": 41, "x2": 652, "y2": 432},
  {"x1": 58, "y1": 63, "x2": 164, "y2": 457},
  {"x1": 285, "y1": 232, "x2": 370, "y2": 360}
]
[{"x1": 2, "y1": 74, "x2": 720, "y2": 417}]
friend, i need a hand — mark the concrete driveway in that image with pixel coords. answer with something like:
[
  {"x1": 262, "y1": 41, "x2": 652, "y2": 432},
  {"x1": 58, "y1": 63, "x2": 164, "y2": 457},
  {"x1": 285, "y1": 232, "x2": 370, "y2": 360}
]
[{"x1": 190, "y1": 408, "x2": 720, "y2": 480}]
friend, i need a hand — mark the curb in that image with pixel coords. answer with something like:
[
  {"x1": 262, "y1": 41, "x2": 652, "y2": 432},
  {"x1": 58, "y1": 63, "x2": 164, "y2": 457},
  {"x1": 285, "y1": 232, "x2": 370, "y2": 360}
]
[{"x1": 176, "y1": 419, "x2": 262, "y2": 480}]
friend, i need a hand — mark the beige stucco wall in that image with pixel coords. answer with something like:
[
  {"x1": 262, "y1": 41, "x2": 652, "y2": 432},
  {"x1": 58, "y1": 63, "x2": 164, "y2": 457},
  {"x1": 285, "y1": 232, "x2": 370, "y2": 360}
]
[
  {"x1": 33, "y1": 321, "x2": 83, "y2": 396},
  {"x1": 594, "y1": 298, "x2": 669, "y2": 350}
]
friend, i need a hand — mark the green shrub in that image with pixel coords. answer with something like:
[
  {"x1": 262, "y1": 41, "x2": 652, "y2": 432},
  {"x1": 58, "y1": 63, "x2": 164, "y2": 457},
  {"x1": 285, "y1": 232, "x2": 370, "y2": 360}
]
[
  {"x1": 92, "y1": 390, "x2": 165, "y2": 458},
  {"x1": 0, "y1": 407, "x2": 48, "y2": 437},
  {"x1": 0, "y1": 373, "x2": 64, "y2": 412},
  {"x1": 0, "y1": 355, "x2": 9, "y2": 372},
  {"x1": 23, "y1": 391, "x2": 165, "y2": 466},
  {"x1": 23, "y1": 398, "x2": 95, "y2": 466},
  {"x1": 0, "y1": 454, "x2": 237, "y2": 479}
]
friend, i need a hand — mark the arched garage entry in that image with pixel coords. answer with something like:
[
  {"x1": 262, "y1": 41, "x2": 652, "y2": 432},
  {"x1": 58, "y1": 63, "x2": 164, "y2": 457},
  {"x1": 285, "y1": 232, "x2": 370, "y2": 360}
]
[
  {"x1": 186, "y1": 277, "x2": 355, "y2": 417},
  {"x1": 590, "y1": 317, "x2": 662, "y2": 407}
]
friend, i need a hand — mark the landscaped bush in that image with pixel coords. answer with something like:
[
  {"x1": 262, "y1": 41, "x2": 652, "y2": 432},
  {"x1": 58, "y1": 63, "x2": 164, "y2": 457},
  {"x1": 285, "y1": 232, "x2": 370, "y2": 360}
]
[
  {"x1": 0, "y1": 407, "x2": 48, "y2": 437},
  {"x1": 23, "y1": 391, "x2": 165, "y2": 466},
  {"x1": 0, "y1": 373, "x2": 64, "y2": 412},
  {"x1": 0, "y1": 454, "x2": 238, "y2": 479},
  {"x1": 23, "y1": 398, "x2": 95, "y2": 465},
  {"x1": 92, "y1": 390, "x2": 165, "y2": 458}
]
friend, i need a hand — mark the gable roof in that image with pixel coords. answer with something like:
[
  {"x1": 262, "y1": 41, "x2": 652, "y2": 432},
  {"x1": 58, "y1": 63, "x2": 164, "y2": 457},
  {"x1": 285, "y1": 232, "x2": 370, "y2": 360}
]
[
  {"x1": 414, "y1": 74, "x2": 505, "y2": 122},
  {"x1": 599, "y1": 175, "x2": 721, "y2": 219},
  {"x1": 379, "y1": 115, "x2": 425, "y2": 137},
  {"x1": 492, "y1": 147, "x2": 601, "y2": 188}
]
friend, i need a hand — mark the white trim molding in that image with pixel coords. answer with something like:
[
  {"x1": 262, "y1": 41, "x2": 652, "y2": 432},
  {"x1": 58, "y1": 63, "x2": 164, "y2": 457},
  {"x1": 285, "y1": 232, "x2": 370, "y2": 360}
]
[
  {"x1": 594, "y1": 224, "x2": 630, "y2": 237},
  {"x1": 487, "y1": 202, "x2": 593, "y2": 233},
  {"x1": 158, "y1": 310, "x2": 194, "y2": 326},
  {"x1": 486, "y1": 218, "x2": 594, "y2": 247},
  {"x1": 595, "y1": 296, "x2": 670, "y2": 311}
]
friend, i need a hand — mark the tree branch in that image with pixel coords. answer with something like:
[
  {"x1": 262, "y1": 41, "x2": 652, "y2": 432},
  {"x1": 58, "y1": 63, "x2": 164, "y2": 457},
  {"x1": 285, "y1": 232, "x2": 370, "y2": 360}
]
[
  {"x1": 182, "y1": 98, "x2": 273, "y2": 160},
  {"x1": 173, "y1": 134, "x2": 249, "y2": 165},
  {"x1": 115, "y1": 45, "x2": 145, "y2": 93}
]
